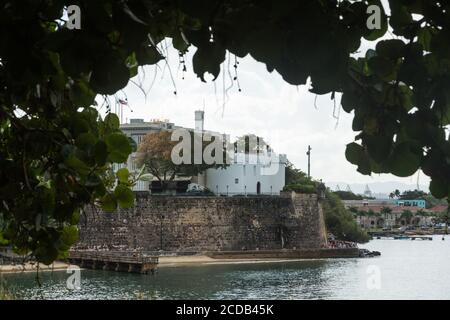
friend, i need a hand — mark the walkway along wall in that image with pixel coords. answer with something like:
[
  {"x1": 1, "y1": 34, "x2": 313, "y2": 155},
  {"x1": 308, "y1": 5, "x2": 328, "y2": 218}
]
[{"x1": 75, "y1": 192, "x2": 328, "y2": 252}]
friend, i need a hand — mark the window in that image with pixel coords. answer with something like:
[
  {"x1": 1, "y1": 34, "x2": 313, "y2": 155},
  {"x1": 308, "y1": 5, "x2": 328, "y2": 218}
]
[
  {"x1": 243, "y1": 165, "x2": 246, "y2": 176},
  {"x1": 253, "y1": 165, "x2": 256, "y2": 176},
  {"x1": 132, "y1": 134, "x2": 145, "y2": 144},
  {"x1": 235, "y1": 178, "x2": 239, "y2": 184}
]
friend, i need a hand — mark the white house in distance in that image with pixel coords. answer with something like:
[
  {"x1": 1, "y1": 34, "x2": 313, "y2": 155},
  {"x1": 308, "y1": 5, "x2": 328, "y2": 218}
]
[{"x1": 118, "y1": 110, "x2": 287, "y2": 195}]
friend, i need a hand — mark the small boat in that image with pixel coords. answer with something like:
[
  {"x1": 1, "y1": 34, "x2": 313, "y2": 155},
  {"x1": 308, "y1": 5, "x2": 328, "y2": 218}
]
[{"x1": 393, "y1": 236, "x2": 410, "y2": 240}]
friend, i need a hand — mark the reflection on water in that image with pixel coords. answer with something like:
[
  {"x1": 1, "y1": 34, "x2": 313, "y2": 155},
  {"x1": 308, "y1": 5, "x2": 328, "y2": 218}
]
[{"x1": 2, "y1": 235, "x2": 450, "y2": 300}]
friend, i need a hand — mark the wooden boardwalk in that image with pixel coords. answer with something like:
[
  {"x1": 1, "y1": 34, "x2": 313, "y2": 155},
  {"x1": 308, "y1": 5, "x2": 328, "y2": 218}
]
[{"x1": 68, "y1": 251, "x2": 158, "y2": 274}]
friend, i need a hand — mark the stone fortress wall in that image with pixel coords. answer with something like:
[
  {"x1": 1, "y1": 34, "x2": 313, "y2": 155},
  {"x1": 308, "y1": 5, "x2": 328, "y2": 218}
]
[{"x1": 76, "y1": 192, "x2": 328, "y2": 253}]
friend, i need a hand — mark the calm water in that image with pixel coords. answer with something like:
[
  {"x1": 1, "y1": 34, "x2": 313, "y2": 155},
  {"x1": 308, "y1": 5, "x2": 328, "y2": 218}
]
[{"x1": 2, "y1": 235, "x2": 450, "y2": 300}]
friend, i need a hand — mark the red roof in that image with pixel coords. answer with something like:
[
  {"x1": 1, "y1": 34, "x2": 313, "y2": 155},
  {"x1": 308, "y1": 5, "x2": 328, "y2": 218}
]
[
  {"x1": 349, "y1": 204, "x2": 447, "y2": 214},
  {"x1": 431, "y1": 205, "x2": 448, "y2": 213}
]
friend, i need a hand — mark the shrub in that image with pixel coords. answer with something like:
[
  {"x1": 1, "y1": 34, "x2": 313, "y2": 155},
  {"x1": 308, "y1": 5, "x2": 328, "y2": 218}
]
[
  {"x1": 283, "y1": 184, "x2": 316, "y2": 194},
  {"x1": 322, "y1": 191, "x2": 370, "y2": 243}
]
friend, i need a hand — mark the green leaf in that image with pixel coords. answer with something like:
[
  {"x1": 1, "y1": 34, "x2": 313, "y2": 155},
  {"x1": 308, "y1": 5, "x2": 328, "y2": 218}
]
[
  {"x1": 116, "y1": 168, "x2": 130, "y2": 183},
  {"x1": 60, "y1": 225, "x2": 79, "y2": 248},
  {"x1": 70, "y1": 209, "x2": 81, "y2": 225},
  {"x1": 376, "y1": 39, "x2": 405, "y2": 60},
  {"x1": 345, "y1": 143, "x2": 371, "y2": 175},
  {"x1": 418, "y1": 27, "x2": 434, "y2": 52},
  {"x1": 364, "y1": 135, "x2": 392, "y2": 163},
  {"x1": 387, "y1": 142, "x2": 421, "y2": 177},
  {"x1": 139, "y1": 173, "x2": 153, "y2": 181},
  {"x1": 136, "y1": 45, "x2": 164, "y2": 65},
  {"x1": 90, "y1": 54, "x2": 130, "y2": 95},
  {"x1": 101, "y1": 193, "x2": 118, "y2": 212},
  {"x1": 345, "y1": 142, "x2": 363, "y2": 165},
  {"x1": 172, "y1": 32, "x2": 189, "y2": 53},
  {"x1": 64, "y1": 154, "x2": 90, "y2": 174},
  {"x1": 34, "y1": 246, "x2": 59, "y2": 265},
  {"x1": 114, "y1": 185, "x2": 134, "y2": 208},
  {"x1": 429, "y1": 178, "x2": 448, "y2": 199},
  {"x1": 76, "y1": 132, "x2": 97, "y2": 150},
  {"x1": 389, "y1": 5, "x2": 413, "y2": 37},
  {"x1": 69, "y1": 80, "x2": 96, "y2": 107},
  {"x1": 192, "y1": 43, "x2": 226, "y2": 82},
  {"x1": 368, "y1": 56, "x2": 396, "y2": 80},
  {"x1": 128, "y1": 136, "x2": 138, "y2": 152},
  {"x1": 105, "y1": 133, "x2": 132, "y2": 163},
  {"x1": 94, "y1": 141, "x2": 108, "y2": 166},
  {"x1": 104, "y1": 113, "x2": 120, "y2": 130}
]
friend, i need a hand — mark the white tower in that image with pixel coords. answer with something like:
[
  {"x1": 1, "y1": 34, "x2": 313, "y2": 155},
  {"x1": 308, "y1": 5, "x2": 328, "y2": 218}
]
[
  {"x1": 194, "y1": 110, "x2": 206, "y2": 187},
  {"x1": 195, "y1": 110, "x2": 204, "y2": 131},
  {"x1": 364, "y1": 184, "x2": 372, "y2": 198}
]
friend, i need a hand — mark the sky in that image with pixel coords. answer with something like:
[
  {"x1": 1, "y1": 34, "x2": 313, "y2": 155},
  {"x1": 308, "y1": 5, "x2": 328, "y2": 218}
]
[{"x1": 98, "y1": 36, "x2": 430, "y2": 193}]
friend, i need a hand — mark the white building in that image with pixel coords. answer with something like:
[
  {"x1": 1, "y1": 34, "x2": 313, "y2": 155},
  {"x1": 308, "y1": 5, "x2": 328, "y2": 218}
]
[
  {"x1": 204, "y1": 153, "x2": 286, "y2": 195},
  {"x1": 118, "y1": 111, "x2": 287, "y2": 195}
]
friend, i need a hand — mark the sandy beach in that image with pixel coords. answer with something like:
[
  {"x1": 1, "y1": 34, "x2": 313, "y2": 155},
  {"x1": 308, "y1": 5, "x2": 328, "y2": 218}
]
[
  {"x1": 156, "y1": 255, "x2": 312, "y2": 268},
  {"x1": 0, "y1": 256, "x2": 312, "y2": 273},
  {"x1": 0, "y1": 262, "x2": 70, "y2": 274}
]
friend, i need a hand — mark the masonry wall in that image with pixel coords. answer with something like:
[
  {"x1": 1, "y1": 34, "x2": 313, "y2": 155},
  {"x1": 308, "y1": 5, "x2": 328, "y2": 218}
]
[{"x1": 76, "y1": 192, "x2": 327, "y2": 253}]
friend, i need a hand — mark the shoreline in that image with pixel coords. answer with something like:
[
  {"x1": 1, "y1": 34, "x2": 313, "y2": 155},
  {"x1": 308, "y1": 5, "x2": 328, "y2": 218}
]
[
  {"x1": 0, "y1": 256, "x2": 331, "y2": 273},
  {"x1": 0, "y1": 262, "x2": 69, "y2": 274},
  {"x1": 156, "y1": 255, "x2": 332, "y2": 268},
  {"x1": 1, "y1": 248, "x2": 362, "y2": 273},
  {"x1": 0, "y1": 255, "x2": 341, "y2": 273}
]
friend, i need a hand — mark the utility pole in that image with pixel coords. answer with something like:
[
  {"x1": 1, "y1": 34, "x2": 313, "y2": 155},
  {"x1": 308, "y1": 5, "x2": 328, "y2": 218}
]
[{"x1": 306, "y1": 145, "x2": 311, "y2": 178}]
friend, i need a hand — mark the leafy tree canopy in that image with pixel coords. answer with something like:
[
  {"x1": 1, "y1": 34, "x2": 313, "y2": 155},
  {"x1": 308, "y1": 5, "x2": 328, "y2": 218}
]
[
  {"x1": 322, "y1": 191, "x2": 370, "y2": 243},
  {"x1": 0, "y1": 0, "x2": 449, "y2": 263},
  {"x1": 234, "y1": 134, "x2": 270, "y2": 154},
  {"x1": 399, "y1": 189, "x2": 427, "y2": 199},
  {"x1": 285, "y1": 161, "x2": 313, "y2": 186},
  {"x1": 135, "y1": 131, "x2": 227, "y2": 189}
]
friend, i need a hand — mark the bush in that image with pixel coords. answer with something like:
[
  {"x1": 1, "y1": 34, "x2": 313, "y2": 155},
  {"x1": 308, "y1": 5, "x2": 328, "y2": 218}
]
[
  {"x1": 0, "y1": 232, "x2": 8, "y2": 246},
  {"x1": 322, "y1": 191, "x2": 370, "y2": 243},
  {"x1": 283, "y1": 184, "x2": 316, "y2": 194}
]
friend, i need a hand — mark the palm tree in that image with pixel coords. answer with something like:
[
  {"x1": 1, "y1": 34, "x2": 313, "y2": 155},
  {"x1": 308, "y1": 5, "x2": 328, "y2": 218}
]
[
  {"x1": 400, "y1": 210, "x2": 413, "y2": 225},
  {"x1": 414, "y1": 209, "x2": 429, "y2": 227},
  {"x1": 390, "y1": 189, "x2": 401, "y2": 199},
  {"x1": 416, "y1": 209, "x2": 427, "y2": 217},
  {"x1": 366, "y1": 209, "x2": 377, "y2": 229},
  {"x1": 356, "y1": 210, "x2": 367, "y2": 227},
  {"x1": 381, "y1": 206, "x2": 392, "y2": 218}
]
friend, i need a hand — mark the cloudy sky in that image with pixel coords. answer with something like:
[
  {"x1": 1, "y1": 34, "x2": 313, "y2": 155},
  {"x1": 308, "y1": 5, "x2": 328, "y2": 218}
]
[{"x1": 100, "y1": 37, "x2": 429, "y2": 192}]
